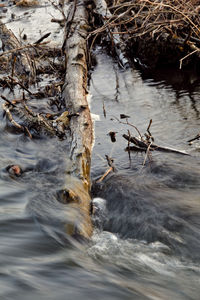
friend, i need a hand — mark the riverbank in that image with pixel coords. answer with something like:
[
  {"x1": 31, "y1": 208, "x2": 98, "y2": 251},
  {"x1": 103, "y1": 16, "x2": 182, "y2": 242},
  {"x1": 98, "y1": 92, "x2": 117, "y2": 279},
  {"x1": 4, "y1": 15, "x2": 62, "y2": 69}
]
[{"x1": 94, "y1": 0, "x2": 200, "y2": 70}]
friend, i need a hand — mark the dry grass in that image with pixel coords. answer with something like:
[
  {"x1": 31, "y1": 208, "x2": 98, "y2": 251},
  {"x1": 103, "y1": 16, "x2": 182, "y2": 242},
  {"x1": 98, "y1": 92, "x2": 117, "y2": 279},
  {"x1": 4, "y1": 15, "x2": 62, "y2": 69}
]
[
  {"x1": 103, "y1": 0, "x2": 200, "y2": 40},
  {"x1": 91, "y1": 0, "x2": 200, "y2": 67}
]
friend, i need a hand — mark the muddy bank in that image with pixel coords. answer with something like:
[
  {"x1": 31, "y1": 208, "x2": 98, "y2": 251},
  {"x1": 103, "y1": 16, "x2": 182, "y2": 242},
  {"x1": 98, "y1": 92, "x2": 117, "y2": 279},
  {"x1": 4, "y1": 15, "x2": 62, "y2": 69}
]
[{"x1": 94, "y1": 0, "x2": 200, "y2": 70}]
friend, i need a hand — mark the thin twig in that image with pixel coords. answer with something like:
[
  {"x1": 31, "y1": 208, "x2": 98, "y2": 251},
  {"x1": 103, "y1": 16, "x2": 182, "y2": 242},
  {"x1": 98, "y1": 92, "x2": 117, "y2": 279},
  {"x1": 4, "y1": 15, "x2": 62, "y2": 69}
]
[
  {"x1": 179, "y1": 49, "x2": 199, "y2": 69},
  {"x1": 0, "y1": 41, "x2": 49, "y2": 57},
  {"x1": 2, "y1": 103, "x2": 23, "y2": 130},
  {"x1": 96, "y1": 166, "x2": 113, "y2": 183},
  {"x1": 34, "y1": 32, "x2": 51, "y2": 45},
  {"x1": 8, "y1": 76, "x2": 33, "y2": 95},
  {"x1": 187, "y1": 133, "x2": 200, "y2": 143},
  {"x1": 143, "y1": 142, "x2": 152, "y2": 165},
  {"x1": 127, "y1": 129, "x2": 131, "y2": 166},
  {"x1": 114, "y1": 116, "x2": 143, "y2": 139}
]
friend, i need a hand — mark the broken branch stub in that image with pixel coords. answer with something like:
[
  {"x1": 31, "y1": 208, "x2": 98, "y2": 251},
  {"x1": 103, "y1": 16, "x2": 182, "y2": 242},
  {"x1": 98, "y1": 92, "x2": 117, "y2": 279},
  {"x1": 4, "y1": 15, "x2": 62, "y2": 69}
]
[
  {"x1": 62, "y1": 0, "x2": 93, "y2": 238},
  {"x1": 94, "y1": 0, "x2": 129, "y2": 68}
]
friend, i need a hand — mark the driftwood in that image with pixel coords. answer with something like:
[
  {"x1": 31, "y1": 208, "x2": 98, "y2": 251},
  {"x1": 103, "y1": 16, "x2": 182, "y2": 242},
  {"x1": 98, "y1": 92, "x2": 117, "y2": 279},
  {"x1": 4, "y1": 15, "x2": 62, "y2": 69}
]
[
  {"x1": 62, "y1": 0, "x2": 93, "y2": 239},
  {"x1": 123, "y1": 134, "x2": 190, "y2": 156}
]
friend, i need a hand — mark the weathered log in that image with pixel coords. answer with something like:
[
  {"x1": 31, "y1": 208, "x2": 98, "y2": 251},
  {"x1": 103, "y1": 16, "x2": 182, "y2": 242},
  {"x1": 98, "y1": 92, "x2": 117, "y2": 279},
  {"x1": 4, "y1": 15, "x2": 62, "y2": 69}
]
[
  {"x1": 62, "y1": 0, "x2": 93, "y2": 239},
  {"x1": 0, "y1": 3, "x2": 93, "y2": 240}
]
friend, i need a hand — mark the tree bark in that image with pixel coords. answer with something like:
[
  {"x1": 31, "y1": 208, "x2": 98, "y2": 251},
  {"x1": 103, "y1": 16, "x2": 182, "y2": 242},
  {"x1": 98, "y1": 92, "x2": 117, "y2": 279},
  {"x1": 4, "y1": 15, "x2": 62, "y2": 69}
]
[{"x1": 62, "y1": 0, "x2": 93, "y2": 239}]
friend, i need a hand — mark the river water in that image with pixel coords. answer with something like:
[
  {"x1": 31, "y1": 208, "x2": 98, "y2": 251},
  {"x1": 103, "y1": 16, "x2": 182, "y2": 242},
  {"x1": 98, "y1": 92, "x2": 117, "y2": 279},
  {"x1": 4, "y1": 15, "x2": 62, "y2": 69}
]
[
  {"x1": 1, "y1": 2, "x2": 200, "y2": 300},
  {"x1": 0, "y1": 49, "x2": 200, "y2": 299}
]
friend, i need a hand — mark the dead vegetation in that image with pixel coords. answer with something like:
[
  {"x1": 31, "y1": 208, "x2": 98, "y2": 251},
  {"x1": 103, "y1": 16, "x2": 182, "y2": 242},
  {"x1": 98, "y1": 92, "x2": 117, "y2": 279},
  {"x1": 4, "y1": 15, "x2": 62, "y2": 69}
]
[
  {"x1": 0, "y1": 0, "x2": 94, "y2": 239},
  {"x1": 14, "y1": 0, "x2": 39, "y2": 7},
  {"x1": 90, "y1": 0, "x2": 200, "y2": 68}
]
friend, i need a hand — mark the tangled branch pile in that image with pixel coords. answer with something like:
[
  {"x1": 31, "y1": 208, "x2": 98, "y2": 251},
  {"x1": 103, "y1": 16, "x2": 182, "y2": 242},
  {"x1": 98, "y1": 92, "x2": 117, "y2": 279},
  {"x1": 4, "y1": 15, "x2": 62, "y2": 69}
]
[{"x1": 93, "y1": 0, "x2": 200, "y2": 68}]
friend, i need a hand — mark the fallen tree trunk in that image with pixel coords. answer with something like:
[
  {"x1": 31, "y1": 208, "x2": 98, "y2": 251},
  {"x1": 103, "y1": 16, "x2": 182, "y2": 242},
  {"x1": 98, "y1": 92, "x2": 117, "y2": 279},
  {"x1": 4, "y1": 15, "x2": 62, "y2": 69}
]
[
  {"x1": 62, "y1": 0, "x2": 94, "y2": 239},
  {"x1": 0, "y1": 3, "x2": 93, "y2": 240}
]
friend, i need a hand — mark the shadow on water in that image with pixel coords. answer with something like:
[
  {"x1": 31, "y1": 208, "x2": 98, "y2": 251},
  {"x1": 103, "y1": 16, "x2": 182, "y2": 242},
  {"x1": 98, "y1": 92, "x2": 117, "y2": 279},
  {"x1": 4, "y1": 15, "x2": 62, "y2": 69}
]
[{"x1": 141, "y1": 66, "x2": 200, "y2": 119}]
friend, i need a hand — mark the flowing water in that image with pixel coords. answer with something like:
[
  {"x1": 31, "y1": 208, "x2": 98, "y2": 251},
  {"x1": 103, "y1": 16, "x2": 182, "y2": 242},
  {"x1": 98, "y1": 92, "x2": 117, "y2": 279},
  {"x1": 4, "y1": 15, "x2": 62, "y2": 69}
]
[
  {"x1": 1, "y1": 3, "x2": 200, "y2": 299},
  {"x1": 0, "y1": 49, "x2": 200, "y2": 299}
]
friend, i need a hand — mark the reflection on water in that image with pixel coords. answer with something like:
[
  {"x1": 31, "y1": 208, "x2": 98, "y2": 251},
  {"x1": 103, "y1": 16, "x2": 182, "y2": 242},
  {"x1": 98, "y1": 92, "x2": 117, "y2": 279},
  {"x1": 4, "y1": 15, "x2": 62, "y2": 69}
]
[
  {"x1": 141, "y1": 67, "x2": 200, "y2": 120},
  {"x1": 1, "y1": 50, "x2": 200, "y2": 299}
]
